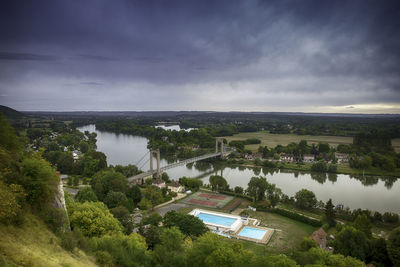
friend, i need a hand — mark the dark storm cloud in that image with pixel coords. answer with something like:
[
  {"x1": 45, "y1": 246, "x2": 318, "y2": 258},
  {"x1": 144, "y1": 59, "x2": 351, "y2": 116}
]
[
  {"x1": 0, "y1": 0, "x2": 399, "y2": 112},
  {"x1": 0, "y1": 52, "x2": 57, "y2": 61}
]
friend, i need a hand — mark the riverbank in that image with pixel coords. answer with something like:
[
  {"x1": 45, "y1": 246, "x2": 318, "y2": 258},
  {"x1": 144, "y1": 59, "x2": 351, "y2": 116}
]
[{"x1": 223, "y1": 160, "x2": 400, "y2": 177}]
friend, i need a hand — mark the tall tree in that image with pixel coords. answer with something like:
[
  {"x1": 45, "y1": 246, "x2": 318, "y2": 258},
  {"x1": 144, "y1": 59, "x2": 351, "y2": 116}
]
[
  {"x1": 325, "y1": 198, "x2": 336, "y2": 227},
  {"x1": 387, "y1": 226, "x2": 400, "y2": 266}
]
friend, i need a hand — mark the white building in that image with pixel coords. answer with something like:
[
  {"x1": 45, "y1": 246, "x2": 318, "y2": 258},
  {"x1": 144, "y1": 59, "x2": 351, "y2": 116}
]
[{"x1": 303, "y1": 154, "x2": 315, "y2": 163}]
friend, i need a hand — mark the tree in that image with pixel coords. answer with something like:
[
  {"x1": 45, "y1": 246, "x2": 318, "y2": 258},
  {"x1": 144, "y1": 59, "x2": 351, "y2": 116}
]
[
  {"x1": 68, "y1": 201, "x2": 123, "y2": 237},
  {"x1": 234, "y1": 186, "x2": 244, "y2": 194},
  {"x1": 163, "y1": 210, "x2": 208, "y2": 237},
  {"x1": 294, "y1": 189, "x2": 317, "y2": 209},
  {"x1": 325, "y1": 198, "x2": 336, "y2": 227},
  {"x1": 311, "y1": 160, "x2": 327, "y2": 172},
  {"x1": 153, "y1": 227, "x2": 186, "y2": 267},
  {"x1": 367, "y1": 238, "x2": 391, "y2": 267},
  {"x1": 353, "y1": 214, "x2": 372, "y2": 238},
  {"x1": 104, "y1": 191, "x2": 129, "y2": 209},
  {"x1": 21, "y1": 157, "x2": 59, "y2": 208},
  {"x1": 387, "y1": 226, "x2": 400, "y2": 266},
  {"x1": 110, "y1": 205, "x2": 133, "y2": 234},
  {"x1": 318, "y1": 143, "x2": 330, "y2": 153},
  {"x1": 247, "y1": 176, "x2": 268, "y2": 202},
  {"x1": 0, "y1": 181, "x2": 25, "y2": 224},
  {"x1": 179, "y1": 176, "x2": 202, "y2": 190},
  {"x1": 185, "y1": 232, "x2": 255, "y2": 267},
  {"x1": 138, "y1": 197, "x2": 152, "y2": 210},
  {"x1": 299, "y1": 237, "x2": 318, "y2": 251},
  {"x1": 75, "y1": 186, "x2": 98, "y2": 202},
  {"x1": 143, "y1": 186, "x2": 164, "y2": 206},
  {"x1": 333, "y1": 226, "x2": 369, "y2": 261},
  {"x1": 141, "y1": 212, "x2": 162, "y2": 226},
  {"x1": 209, "y1": 175, "x2": 228, "y2": 191},
  {"x1": 91, "y1": 170, "x2": 128, "y2": 200},
  {"x1": 126, "y1": 185, "x2": 142, "y2": 205},
  {"x1": 161, "y1": 172, "x2": 170, "y2": 182},
  {"x1": 91, "y1": 233, "x2": 151, "y2": 266}
]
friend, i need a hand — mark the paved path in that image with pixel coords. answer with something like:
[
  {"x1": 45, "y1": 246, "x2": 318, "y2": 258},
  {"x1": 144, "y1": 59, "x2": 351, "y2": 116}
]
[{"x1": 153, "y1": 203, "x2": 189, "y2": 216}]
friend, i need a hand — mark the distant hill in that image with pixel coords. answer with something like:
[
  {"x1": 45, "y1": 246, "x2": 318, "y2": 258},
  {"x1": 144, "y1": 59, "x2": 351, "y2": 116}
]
[{"x1": 0, "y1": 105, "x2": 24, "y2": 119}]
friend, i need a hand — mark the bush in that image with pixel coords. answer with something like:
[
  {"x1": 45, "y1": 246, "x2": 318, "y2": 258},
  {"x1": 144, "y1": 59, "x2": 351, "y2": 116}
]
[
  {"x1": 60, "y1": 231, "x2": 77, "y2": 252},
  {"x1": 95, "y1": 251, "x2": 114, "y2": 267}
]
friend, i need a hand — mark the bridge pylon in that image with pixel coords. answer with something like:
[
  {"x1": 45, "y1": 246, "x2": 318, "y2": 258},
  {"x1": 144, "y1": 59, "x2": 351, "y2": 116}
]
[
  {"x1": 149, "y1": 149, "x2": 161, "y2": 178},
  {"x1": 216, "y1": 138, "x2": 225, "y2": 158}
]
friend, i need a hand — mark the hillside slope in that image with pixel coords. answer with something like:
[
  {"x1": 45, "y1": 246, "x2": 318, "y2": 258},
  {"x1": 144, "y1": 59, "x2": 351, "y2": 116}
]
[
  {"x1": 0, "y1": 213, "x2": 98, "y2": 267},
  {"x1": 0, "y1": 105, "x2": 24, "y2": 120}
]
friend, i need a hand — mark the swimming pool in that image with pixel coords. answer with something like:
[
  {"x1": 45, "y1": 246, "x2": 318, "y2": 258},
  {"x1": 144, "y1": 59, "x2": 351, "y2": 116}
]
[
  {"x1": 196, "y1": 212, "x2": 237, "y2": 227},
  {"x1": 238, "y1": 227, "x2": 267, "y2": 240}
]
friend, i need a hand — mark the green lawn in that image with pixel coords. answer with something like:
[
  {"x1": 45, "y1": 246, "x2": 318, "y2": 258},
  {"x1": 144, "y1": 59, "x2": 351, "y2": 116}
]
[{"x1": 246, "y1": 210, "x2": 318, "y2": 254}]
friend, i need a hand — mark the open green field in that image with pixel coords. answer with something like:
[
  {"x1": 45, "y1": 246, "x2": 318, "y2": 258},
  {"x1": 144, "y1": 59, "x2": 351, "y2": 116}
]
[{"x1": 220, "y1": 131, "x2": 353, "y2": 152}]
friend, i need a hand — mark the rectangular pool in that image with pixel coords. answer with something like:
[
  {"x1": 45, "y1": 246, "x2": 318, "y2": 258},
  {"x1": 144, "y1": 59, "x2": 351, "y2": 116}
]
[
  {"x1": 238, "y1": 227, "x2": 267, "y2": 240},
  {"x1": 196, "y1": 212, "x2": 237, "y2": 227}
]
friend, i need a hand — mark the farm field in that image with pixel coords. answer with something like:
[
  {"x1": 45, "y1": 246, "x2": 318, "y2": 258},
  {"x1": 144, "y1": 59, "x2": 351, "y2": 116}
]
[{"x1": 221, "y1": 131, "x2": 354, "y2": 152}]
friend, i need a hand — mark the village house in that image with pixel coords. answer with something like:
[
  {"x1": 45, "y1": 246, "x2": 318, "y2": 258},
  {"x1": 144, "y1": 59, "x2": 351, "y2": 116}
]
[
  {"x1": 280, "y1": 153, "x2": 294, "y2": 162},
  {"x1": 311, "y1": 228, "x2": 327, "y2": 249},
  {"x1": 303, "y1": 154, "x2": 315, "y2": 163},
  {"x1": 192, "y1": 144, "x2": 200, "y2": 151},
  {"x1": 335, "y1": 152, "x2": 349, "y2": 163},
  {"x1": 152, "y1": 179, "x2": 166, "y2": 189},
  {"x1": 161, "y1": 136, "x2": 169, "y2": 141},
  {"x1": 168, "y1": 181, "x2": 184, "y2": 193}
]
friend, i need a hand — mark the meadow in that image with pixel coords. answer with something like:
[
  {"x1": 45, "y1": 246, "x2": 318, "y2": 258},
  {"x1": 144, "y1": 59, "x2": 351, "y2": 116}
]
[{"x1": 221, "y1": 131, "x2": 354, "y2": 152}]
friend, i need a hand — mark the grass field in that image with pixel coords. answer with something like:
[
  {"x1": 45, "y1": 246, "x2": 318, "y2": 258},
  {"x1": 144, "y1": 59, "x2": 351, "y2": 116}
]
[
  {"x1": 222, "y1": 131, "x2": 400, "y2": 153},
  {"x1": 221, "y1": 131, "x2": 354, "y2": 152},
  {"x1": 0, "y1": 214, "x2": 96, "y2": 267}
]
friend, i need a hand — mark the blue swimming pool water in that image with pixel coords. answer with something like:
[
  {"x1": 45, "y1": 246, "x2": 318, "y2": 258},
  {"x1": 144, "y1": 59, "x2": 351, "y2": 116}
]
[
  {"x1": 238, "y1": 227, "x2": 267, "y2": 240},
  {"x1": 196, "y1": 212, "x2": 237, "y2": 227}
]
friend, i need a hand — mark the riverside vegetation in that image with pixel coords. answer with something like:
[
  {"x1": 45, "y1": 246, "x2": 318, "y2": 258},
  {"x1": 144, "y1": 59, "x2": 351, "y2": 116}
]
[{"x1": 1, "y1": 109, "x2": 400, "y2": 266}]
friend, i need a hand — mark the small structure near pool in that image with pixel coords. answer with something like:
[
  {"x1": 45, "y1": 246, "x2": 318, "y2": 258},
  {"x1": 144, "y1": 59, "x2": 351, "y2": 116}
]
[{"x1": 189, "y1": 208, "x2": 274, "y2": 244}]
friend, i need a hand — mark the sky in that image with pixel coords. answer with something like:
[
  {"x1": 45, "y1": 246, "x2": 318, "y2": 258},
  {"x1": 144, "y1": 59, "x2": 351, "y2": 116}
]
[{"x1": 0, "y1": 0, "x2": 400, "y2": 113}]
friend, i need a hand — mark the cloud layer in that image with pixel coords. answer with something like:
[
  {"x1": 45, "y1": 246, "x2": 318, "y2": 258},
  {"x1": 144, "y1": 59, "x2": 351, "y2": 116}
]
[{"x1": 0, "y1": 0, "x2": 399, "y2": 112}]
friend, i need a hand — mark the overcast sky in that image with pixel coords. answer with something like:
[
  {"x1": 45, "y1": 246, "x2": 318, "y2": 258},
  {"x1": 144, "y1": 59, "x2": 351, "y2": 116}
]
[{"x1": 0, "y1": 0, "x2": 399, "y2": 113}]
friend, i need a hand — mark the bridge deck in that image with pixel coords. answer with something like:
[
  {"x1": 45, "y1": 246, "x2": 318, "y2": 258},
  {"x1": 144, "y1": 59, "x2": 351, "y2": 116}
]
[{"x1": 127, "y1": 151, "x2": 230, "y2": 183}]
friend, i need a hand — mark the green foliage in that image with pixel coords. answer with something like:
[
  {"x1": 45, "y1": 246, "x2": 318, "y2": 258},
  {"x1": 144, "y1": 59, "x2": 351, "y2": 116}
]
[
  {"x1": 138, "y1": 197, "x2": 152, "y2": 210},
  {"x1": 299, "y1": 237, "x2": 318, "y2": 251},
  {"x1": 91, "y1": 170, "x2": 128, "y2": 201},
  {"x1": 161, "y1": 172, "x2": 170, "y2": 182},
  {"x1": 185, "y1": 232, "x2": 255, "y2": 267},
  {"x1": 333, "y1": 226, "x2": 369, "y2": 261},
  {"x1": 126, "y1": 185, "x2": 142, "y2": 205},
  {"x1": 104, "y1": 191, "x2": 129, "y2": 209},
  {"x1": 112, "y1": 164, "x2": 140, "y2": 177},
  {"x1": 90, "y1": 233, "x2": 151, "y2": 267},
  {"x1": 366, "y1": 238, "x2": 391, "y2": 267},
  {"x1": 247, "y1": 176, "x2": 269, "y2": 202},
  {"x1": 0, "y1": 181, "x2": 25, "y2": 224},
  {"x1": 234, "y1": 186, "x2": 244, "y2": 194},
  {"x1": 153, "y1": 227, "x2": 186, "y2": 267},
  {"x1": 21, "y1": 157, "x2": 59, "y2": 208},
  {"x1": 75, "y1": 186, "x2": 98, "y2": 202},
  {"x1": 353, "y1": 214, "x2": 372, "y2": 238},
  {"x1": 179, "y1": 176, "x2": 203, "y2": 190},
  {"x1": 387, "y1": 226, "x2": 400, "y2": 266},
  {"x1": 209, "y1": 175, "x2": 228, "y2": 191},
  {"x1": 143, "y1": 186, "x2": 164, "y2": 206},
  {"x1": 110, "y1": 205, "x2": 133, "y2": 234},
  {"x1": 68, "y1": 201, "x2": 123, "y2": 237},
  {"x1": 311, "y1": 160, "x2": 327, "y2": 172},
  {"x1": 294, "y1": 247, "x2": 364, "y2": 267},
  {"x1": 141, "y1": 212, "x2": 162, "y2": 226},
  {"x1": 0, "y1": 114, "x2": 21, "y2": 152},
  {"x1": 163, "y1": 210, "x2": 208, "y2": 237},
  {"x1": 295, "y1": 189, "x2": 317, "y2": 209},
  {"x1": 325, "y1": 199, "x2": 336, "y2": 227}
]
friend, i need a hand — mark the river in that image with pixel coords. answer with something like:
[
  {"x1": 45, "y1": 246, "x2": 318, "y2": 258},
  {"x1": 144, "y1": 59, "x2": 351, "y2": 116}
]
[{"x1": 78, "y1": 124, "x2": 400, "y2": 213}]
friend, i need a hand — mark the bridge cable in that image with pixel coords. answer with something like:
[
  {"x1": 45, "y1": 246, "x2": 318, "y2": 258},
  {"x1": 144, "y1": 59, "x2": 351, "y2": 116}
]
[
  {"x1": 135, "y1": 151, "x2": 149, "y2": 166},
  {"x1": 139, "y1": 157, "x2": 150, "y2": 171}
]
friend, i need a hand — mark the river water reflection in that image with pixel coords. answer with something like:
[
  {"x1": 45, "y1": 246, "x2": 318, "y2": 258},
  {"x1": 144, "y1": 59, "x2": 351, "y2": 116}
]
[{"x1": 78, "y1": 125, "x2": 400, "y2": 213}]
